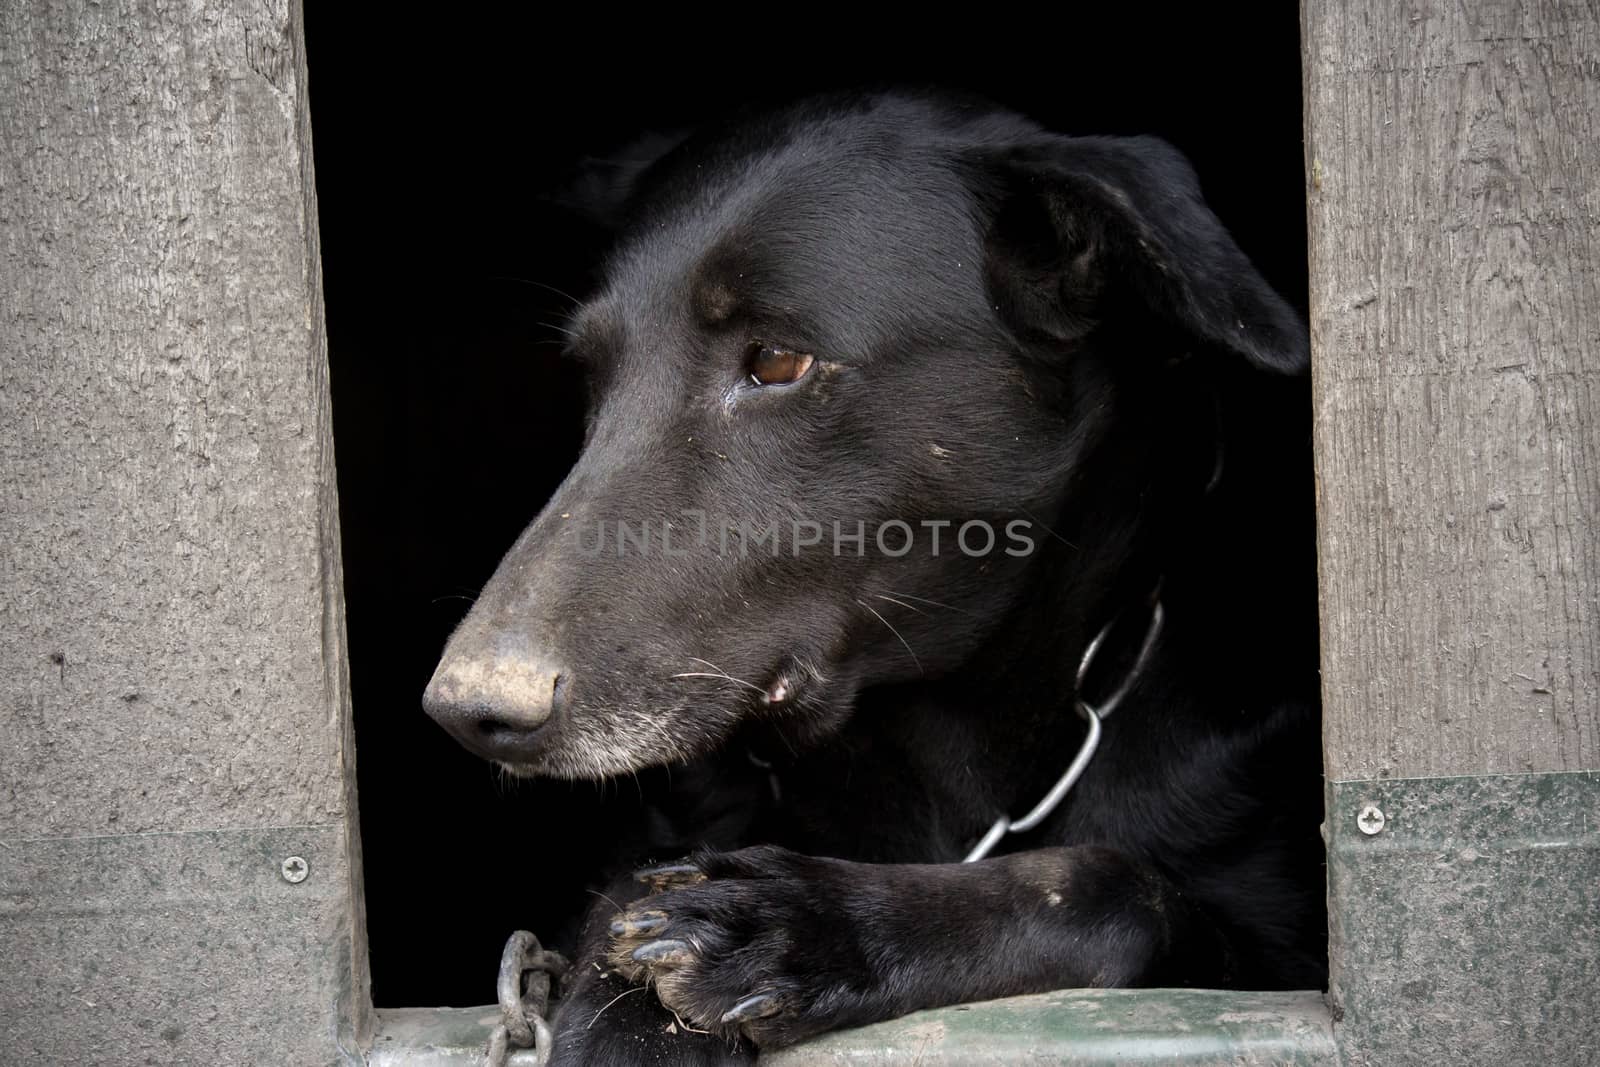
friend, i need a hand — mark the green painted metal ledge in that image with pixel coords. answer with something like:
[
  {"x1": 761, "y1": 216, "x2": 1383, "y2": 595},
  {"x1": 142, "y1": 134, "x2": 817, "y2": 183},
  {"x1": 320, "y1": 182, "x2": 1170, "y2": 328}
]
[{"x1": 367, "y1": 988, "x2": 1335, "y2": 1065}]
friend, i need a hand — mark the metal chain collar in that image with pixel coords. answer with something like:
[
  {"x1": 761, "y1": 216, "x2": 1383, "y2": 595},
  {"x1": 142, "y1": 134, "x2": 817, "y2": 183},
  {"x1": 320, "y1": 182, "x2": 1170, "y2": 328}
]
[
  {"x1": 963, "y1": 596, "x2": 1165, "y2": 862},
  {"x1": 485, "y1": 930, "x2": 569, "y2": 1067}
]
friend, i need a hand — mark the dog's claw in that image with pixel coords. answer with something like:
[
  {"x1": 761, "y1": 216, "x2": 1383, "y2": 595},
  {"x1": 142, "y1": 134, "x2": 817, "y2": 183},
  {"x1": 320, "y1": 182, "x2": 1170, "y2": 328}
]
[
  {"x1": 631, "y1": 938, "x2": 694, "y2": 965},
  {"x1": 608, "y1": 909, "x2": 668, "y2": 937},
  {"x1": 634, "y1": 862, "x2": 706, "y2": 891},
  {"x1": 720, "y1": 993, "x2": 782, "y2": 1025}
]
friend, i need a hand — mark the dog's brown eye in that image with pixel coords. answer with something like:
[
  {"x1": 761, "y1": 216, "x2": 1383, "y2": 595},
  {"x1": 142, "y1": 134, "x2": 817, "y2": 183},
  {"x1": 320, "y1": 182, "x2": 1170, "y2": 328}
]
[{"x1": 747, "y1": 344, "x2": 815, "y2": 386}]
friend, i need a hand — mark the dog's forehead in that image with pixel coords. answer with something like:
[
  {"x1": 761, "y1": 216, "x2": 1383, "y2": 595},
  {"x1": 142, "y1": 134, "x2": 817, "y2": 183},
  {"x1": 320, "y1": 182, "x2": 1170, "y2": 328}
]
[{"x1": 592, "y1": 136, "x2": 985, "y2": 351}]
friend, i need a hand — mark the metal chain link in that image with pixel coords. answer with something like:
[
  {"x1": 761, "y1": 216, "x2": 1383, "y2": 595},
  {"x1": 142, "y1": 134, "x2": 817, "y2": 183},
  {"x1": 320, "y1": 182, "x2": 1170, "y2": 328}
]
[
  {"x1": 964, "y1": 597, "x2": 1165, "y2": 862},
  {"x1": 485, "y1": 930, "x2": 569, "y2": 1067}
]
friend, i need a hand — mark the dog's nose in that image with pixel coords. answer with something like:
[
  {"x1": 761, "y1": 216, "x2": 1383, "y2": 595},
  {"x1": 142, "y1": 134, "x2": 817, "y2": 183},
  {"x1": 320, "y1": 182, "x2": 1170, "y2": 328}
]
[{"x1": 422, "y1": 650, "x2": 567, "y2": 761}]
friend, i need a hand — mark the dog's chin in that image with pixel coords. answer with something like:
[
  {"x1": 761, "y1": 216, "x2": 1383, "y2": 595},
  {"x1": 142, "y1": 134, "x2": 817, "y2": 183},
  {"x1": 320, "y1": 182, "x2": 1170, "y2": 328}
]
[
  {"x1": 493, "y1": 743, "x2": 702, "y2": 784},
  {"x1": 486, "y1": 679, "x2": 858, "y2": 783},
  {"x1": 488, "y1": 708, "x2": 741, "y2": 783},
  {"x1": 492, "y1": 758, "x2": 554, "y2": 779}
]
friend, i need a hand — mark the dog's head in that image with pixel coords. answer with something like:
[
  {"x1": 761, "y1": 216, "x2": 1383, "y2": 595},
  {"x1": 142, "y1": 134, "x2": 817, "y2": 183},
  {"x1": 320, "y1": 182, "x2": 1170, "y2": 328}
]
[{"x1": 422, "y1": 93, "x2": 1306, "y2": 780}]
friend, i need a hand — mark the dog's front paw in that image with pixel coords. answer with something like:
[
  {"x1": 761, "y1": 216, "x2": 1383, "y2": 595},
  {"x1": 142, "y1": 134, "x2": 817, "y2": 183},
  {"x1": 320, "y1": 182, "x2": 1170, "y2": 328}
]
[
  {"x1": 550, "y1": 960, "x2": 752, "y2": 1067},
  {"x1": 607, "y1": 845, "x2": 885, "y2": 1049}
]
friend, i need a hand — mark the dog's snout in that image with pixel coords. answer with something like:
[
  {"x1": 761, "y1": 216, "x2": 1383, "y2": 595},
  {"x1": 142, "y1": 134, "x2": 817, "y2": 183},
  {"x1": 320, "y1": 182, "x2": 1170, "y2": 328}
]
[{"x1": 423, "y1": 649, "x2": 568, "y2": 760}]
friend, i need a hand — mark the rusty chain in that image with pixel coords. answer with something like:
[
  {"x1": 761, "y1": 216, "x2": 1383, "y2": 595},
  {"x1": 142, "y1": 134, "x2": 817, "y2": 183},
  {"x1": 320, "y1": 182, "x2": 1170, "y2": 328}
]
[{"x1": 485, "y1": 930, "x2": 569, "y2": 1067}]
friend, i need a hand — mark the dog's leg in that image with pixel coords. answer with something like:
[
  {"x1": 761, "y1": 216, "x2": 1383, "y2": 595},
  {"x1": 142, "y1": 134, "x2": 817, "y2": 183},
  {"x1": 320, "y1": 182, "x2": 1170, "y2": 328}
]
[
  {"x1": 550, "y1": 871, "x2": 756, "y2": 1067},
  {"x1": 605, "y1": 843, "x2": 1236, "y2": 1049}
]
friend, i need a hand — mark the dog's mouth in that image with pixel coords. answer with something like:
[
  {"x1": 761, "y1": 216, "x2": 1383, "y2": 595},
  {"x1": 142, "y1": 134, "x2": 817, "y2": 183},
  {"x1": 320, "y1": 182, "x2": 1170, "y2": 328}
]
[
  {"x1": 722, "y1": 654, "x2": 820, "y2": 710},
  {"x1": 483, "y1": 653, "x2": 833, "y2": 782},
  {"x1": 761, "y1": 672, "x2": 795, "y2": 706}
]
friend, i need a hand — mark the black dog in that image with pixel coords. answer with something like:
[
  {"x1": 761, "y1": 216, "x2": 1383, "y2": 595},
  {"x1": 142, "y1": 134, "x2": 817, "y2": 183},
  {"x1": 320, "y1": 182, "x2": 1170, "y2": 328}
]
[{"x1": 423, "y1": 90, "x2": 1324, "y2": 1064}]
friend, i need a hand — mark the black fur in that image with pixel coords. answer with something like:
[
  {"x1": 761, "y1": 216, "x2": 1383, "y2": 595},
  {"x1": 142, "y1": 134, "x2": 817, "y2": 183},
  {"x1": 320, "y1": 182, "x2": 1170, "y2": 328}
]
[{"x1": 422, "y1": 91, "x2": 1324, "y2": 1065}]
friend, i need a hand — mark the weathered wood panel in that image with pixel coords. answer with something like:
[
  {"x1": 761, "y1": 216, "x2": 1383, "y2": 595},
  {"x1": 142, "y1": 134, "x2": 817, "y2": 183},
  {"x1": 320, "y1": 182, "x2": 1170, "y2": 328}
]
[
  {"x1": 0, "y1": 1, "x2": 371, "y2": 1061},
  {"x1": 1307, "y1": 0, "x2": 1600, "y2": 782}
]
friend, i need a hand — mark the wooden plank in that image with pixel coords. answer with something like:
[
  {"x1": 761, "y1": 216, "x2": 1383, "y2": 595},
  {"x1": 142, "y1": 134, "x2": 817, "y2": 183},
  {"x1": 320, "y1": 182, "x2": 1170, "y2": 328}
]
[
  {"x1": 0, "y1": 1, "x2": 371, "y2": 1060},
  {"x1": 1306, "y1": 0, "x2": 1600, "y2": 782}
]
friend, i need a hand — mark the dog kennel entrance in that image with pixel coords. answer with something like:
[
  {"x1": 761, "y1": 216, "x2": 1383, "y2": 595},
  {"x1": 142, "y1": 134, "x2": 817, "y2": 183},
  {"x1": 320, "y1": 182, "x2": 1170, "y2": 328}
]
[
  {"x1": 312, "y1": 0, "x2": 1323, "y2": 1026},
  {"x1": 2, "y1": 2, "x2": 1595, "y2": 1065}
]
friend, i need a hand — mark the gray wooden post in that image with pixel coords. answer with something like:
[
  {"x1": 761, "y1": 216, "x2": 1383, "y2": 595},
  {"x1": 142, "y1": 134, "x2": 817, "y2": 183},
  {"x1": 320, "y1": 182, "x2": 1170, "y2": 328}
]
[
  {"x1": 0, "y1": 2, "x2": 373, "y2": 1063},
  {"x1": 1305, "y1": 1, "x2": 1599, "y2": 1063}
]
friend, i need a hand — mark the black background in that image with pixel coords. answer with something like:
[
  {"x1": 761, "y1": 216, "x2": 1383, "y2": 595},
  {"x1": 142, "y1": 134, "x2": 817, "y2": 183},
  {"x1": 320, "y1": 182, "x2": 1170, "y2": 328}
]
[{"x1": 303, "y1": 9, "x2": 1310, "y2": 1007}]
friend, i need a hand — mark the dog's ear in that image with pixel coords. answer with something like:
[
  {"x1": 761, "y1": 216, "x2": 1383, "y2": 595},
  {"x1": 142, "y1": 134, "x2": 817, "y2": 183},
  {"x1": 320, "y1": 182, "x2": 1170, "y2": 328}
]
[
  {"x1": 553, "y1": 129, "x2": 691, "y2": 231},
  {"x1": 974, "y1": 136, "x2": 1307, "y2": 374}
]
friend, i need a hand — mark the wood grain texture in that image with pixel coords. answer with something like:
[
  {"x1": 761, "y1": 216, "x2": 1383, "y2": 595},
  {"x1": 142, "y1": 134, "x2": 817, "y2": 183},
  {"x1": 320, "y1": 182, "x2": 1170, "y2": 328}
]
[
  {"x1": 1306, "y1": 0, "x2": 1600, "y2": 782},
  {"x1": 0, "y1": 0, "x2": 371, "y2": 1058}
]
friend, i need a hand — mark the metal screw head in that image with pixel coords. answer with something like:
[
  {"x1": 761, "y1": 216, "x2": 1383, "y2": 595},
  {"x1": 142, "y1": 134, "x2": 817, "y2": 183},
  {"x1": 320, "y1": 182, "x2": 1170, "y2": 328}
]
[
  {"x1": 280, "y1": 855, "x2": 310, "y2": 883},
  {"x1": 1356, "y1": 805, "x2": 1387, "y2": 836}
]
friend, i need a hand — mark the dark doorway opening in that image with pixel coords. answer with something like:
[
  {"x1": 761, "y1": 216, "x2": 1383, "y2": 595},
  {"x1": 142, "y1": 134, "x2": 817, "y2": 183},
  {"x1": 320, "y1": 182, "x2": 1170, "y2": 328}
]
[{"x1": 305, "y1": 11, "x2": 1311, "y2": 1007}]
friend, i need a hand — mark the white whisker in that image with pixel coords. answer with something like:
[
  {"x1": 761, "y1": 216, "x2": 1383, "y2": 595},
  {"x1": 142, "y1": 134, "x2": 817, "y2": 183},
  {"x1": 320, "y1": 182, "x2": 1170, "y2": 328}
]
[
  {"x1": 884, "y1": 589, "x2": 976, "y2": 616},
  {"x1": 671, "y1": 671, "x2": 766, "y2": 694},
  {"x1": 874, "y1": 593, "x2": 926, "y2": 614},
  {"x1": 586, "y1": 888, "x2": 624, "y2": 915},
  {"x1": 1018, "y1": 505, "x2": 1080, "y2": 551},
  {"x1": 683, "y1": 657, "x2": 768, "y2": 693},
  {"x1": 793, "y1": 655, "x2": 829, "y2": 684},
  {"x1": 856, "y1": 598, "x2": 924, "y2": 674},
  {"x1": 587, "y1": 985, "x2": 646, "y2": 1029},
  {"x1": 488, "y1": 275, "x2": 584, "y2": 307},
  {"x1": 536, "y1": 319, "x2": 579, "y2": 339}
]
